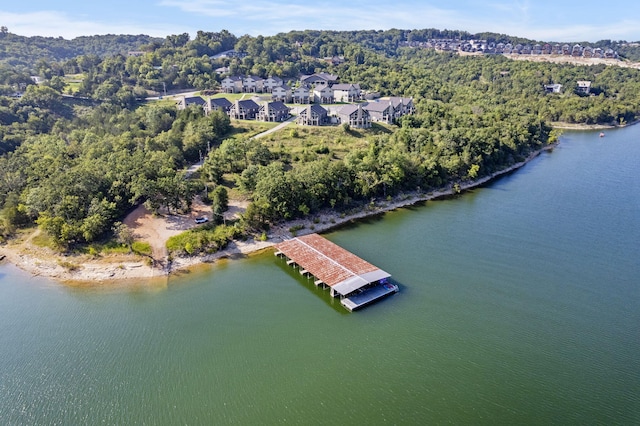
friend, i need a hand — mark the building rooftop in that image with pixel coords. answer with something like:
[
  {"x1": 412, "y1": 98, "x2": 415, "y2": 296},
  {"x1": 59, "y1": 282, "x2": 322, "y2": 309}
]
[{"x1": 275, "y1": 234, "x2": 390, "y2": 296}]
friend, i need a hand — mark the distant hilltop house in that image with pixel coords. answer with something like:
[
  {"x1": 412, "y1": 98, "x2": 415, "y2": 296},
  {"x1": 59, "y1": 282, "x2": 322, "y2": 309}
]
[
  {"x1": 544, "y1": 84, "x2": 563, "y2": 93},
  {"x1": 211, "y1": 49, "x2": 247, "y2": 59},
  {"x1": 215, "y1": 66, "x2": 229, "y2": 75},
  {"x1": 400, "y1": 38, "x2": 618, "y2": 59},
  {"x1": 576, "y1": 80, "x2": 592, "y2": 94},
  {"x1": 322, "y1": 56, "x2": 345, "y2": 66}
]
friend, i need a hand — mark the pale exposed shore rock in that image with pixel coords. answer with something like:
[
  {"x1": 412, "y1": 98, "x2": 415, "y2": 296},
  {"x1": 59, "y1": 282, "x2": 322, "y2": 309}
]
[
  {"x1": 0, "y1": 144, "x2": 557, "y2": 284},
  {"x1": 550, "y1": 119, "x2": 640, "y2": 130}
]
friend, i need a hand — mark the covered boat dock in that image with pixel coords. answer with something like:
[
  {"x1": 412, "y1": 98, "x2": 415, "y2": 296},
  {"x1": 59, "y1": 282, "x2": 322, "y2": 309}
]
[{"x1": 274, "y1": 234, "x2": 397, "y2": 311}]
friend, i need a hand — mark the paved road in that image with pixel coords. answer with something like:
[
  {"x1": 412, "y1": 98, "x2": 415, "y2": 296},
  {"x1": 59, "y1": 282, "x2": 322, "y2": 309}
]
[
  {"x1": 145, "y1": 90, "x2": 200, "y2": 101},
  {"x1": 251, "y1": 115, "x2": 296, "y2": 139}
]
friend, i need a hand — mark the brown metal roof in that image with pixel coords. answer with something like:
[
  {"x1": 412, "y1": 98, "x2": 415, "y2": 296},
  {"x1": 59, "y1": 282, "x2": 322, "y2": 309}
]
[{"x1": 275, "y1": 234, "x2": 382, "y2": 288}]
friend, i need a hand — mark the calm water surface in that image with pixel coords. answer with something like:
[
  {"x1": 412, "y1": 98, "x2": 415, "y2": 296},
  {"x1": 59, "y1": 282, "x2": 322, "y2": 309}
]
[{"x1": 1, "y1": 127, "x2": 639, "y2": 424}]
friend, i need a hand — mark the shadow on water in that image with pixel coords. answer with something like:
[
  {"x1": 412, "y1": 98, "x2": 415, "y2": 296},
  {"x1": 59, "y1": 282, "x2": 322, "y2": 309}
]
[
  {"x1": 325, "y1": 211, "x2": 387, "y2": 233},
  {"x1": 274, "y1": 256, "x2": 349, "y2": 315},
  {"x1": 274, "y1": 255, "x2": 404, "y2": 314}
]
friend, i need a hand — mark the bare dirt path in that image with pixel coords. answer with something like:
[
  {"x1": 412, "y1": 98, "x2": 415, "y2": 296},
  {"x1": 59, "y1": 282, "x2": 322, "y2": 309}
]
[{"x1": 123, "y1": 199, "x2": 212, "y2": 264}]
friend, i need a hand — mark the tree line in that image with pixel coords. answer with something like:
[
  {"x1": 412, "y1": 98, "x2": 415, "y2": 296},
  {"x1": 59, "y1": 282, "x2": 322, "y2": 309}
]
[{"x1": 1, "y1": 27, "x2": 640, "y2": 252}]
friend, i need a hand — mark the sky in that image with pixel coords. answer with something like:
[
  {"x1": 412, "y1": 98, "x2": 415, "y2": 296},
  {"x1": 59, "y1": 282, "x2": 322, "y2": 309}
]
[{"x1": 1, "y1": 0, "x2": 639, "y2": 43}]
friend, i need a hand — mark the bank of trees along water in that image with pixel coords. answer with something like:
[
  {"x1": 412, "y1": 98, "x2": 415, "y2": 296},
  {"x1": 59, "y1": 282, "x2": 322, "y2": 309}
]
[{"x1": 1, "y1": 29, "x2": 640, "y2": 252}]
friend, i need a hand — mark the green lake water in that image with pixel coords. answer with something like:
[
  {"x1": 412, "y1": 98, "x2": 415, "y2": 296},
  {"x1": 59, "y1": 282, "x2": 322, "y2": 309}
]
[{"x1": 1, "y1": 127, "x2": 639, "y2": 424}]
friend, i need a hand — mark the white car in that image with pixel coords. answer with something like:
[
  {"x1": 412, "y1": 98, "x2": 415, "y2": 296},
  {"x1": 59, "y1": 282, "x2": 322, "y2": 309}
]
[{"x1": 194, "y1": 217, "x2": 209, "y2": 224}]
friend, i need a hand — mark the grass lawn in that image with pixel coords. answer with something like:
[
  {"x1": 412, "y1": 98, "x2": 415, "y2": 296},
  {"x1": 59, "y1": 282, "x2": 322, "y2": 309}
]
[
  {"x1": 226, "y1": 120, "x2": 280, "y2": 139},
  {"x1": 255, "y1": 122, "x2": 396, "y2": 161}
]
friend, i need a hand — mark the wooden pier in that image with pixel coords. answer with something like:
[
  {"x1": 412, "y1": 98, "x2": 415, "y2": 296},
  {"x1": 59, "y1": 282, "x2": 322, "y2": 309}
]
[{"x1": 274, "y1": 234, "x2": 397, "y2": 311}]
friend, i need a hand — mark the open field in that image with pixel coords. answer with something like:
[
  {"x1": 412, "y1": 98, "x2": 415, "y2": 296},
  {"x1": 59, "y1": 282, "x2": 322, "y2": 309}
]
[{"x1": 255, "y1": 122, "x2": 396, "y2": 161}]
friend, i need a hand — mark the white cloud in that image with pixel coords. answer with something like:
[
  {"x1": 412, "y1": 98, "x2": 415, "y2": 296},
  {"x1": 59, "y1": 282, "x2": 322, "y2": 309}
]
[
  {"x1": 0, "y1": 10, "x2": 184, "y2": 39},
  {"x1": 158, "y1": 0, "x2": 236, "y2": 17},
  {"x1": 158, "y1": 0, "x2": 465, "y2": 35}
]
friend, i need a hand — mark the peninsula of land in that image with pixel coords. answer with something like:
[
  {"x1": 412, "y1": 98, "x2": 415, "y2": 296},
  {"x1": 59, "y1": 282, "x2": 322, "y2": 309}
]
[
  {"x1": 0, "y1": 143, "x2": 556, "y2": 284},
  {"x1": 2, "y1": 28, "x2": 640, "y2": 284}
]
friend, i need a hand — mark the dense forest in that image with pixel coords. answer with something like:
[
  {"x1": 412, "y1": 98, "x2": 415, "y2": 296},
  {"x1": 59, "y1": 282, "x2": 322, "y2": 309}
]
[
  {"x1": 1, "y1": 27, "x2": 639, "y2": 254},
  {"x1": 0, "y1": 30, "x2": 161, "y2": 67}
]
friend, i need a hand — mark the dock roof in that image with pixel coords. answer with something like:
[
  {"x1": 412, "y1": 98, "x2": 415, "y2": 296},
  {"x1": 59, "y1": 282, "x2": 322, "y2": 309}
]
[{"x1": 275, "y1": 234, "x2": 390, "y2": 296}]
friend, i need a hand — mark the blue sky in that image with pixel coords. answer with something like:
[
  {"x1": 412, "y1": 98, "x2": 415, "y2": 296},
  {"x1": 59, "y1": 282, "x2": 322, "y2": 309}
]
[{"x1": 1, "y1": 0, "x2": 639, "y2": 42}]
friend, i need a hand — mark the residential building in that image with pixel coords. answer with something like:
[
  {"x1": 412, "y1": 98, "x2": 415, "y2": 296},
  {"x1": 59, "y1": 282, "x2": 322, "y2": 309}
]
[
  {"x1": 297, "y1": 104, "x2": 329, "y2": 126},
  {"x1": 271, "y1": 85, "x2": 292, "y2": 102},
  {"x1": 212, "y1": 49, "x2": 246, "y2": 59},
  {"x1": 242, "y1": 76, "x2": 264, "y2": 93},
  {"x1": 263, "y1": 76, "x2": 284, "y2": 93},
  {"x1": 388, "y1": 97, "x2": 415, "y2": 116},
  {"x1": 221, "y1": 76, "x2": 243, "y2": 93},
  {"x1": 576, "y1": 81, "x2": 592, "y2": 94},
  {"x1": 208, "y1": 97, "x2": 233, "y2": 114},
  {"x1": 313, "y1": 85, "x2": 334, "y2": 103},
  {"x1": 332, "y1": 83, "x2": 361, "y2": 102},
  {"x1": 337, "y1": 104, "x2": 371, "y2": 128},
  {"x1": 177, "y1": 96, "x2": 208, "y2": 112},
  {"x1": 363, "y1": 100, "x2": 394, "y2": 123},
  {"x1": 300, "y1": 72, "x2": 338, "y2": 87},
  {"x1": 230, "y1": 99, "x2": 260, "y2": 120},
  {"x1": 544, "y1": 84, "x2": 563, "y2": 93},
  {"x1": 572, "y1": 44, "x2": 583, "y2": 57},
  {"x1": 258, "y1": 101, "x2": 290, "y2": 122},
  {"x1": 292, "y1": 85, "x2": 311, "y2": 104}
]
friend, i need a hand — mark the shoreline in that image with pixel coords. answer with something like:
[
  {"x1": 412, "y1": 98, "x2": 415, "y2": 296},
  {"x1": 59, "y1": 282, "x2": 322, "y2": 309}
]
[
  {"x1": 0, "y1": 143, "x2": 557, "y2": 284},
  {"x1": 550, "y1": 119, "x2": 640, "y2": 130}
]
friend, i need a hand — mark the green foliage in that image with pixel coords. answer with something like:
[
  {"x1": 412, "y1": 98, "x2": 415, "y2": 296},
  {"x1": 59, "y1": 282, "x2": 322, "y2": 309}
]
[
  {"x1": 0, "y1": 32, "x2": 161, "y2": 67},
  {"x1": 131, "y1": 241, "x2": 152, "y2": 256},
  {"x1": 166, "y1": 224, "x2": 242, "y2": 255},
  {"x1": 112, "y1": 222, "x2": 135, "y2": 252},
  {"x1": 211, "y1": 186, "x2": 229, "y2": 223},
  {"x1": 0, "y1": 98, "x2": 234, "y2": 248},
  {"x1": 288, "y1": 224, "x2": 304, "y2": 236},
  {"x1": 2, "y1": 27, "x2": 640, "y2": 252}
]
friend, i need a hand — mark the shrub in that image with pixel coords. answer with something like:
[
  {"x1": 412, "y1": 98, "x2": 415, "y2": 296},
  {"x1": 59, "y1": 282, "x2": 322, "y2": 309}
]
[
  {"x1": 166, "y1": 224, "x2": 243, "y2": 256},
  {"x1": 132, "y1": 241, "x2": 152, "y2": 256},
  {"x1": 288, "y1": 224, "x2": 304, "y2": 236}
]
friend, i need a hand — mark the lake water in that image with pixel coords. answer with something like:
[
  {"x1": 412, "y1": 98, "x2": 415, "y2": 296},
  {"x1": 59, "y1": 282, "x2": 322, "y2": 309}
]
[{"x1": 1, "y1": 127, "x2": 639, "y2": 424}]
